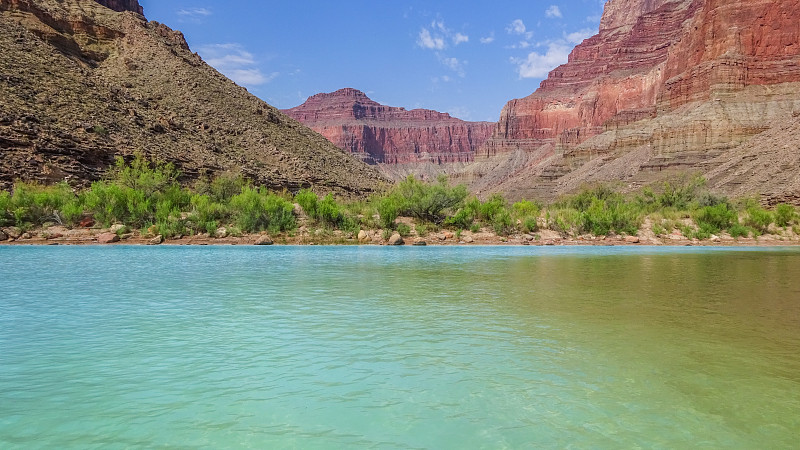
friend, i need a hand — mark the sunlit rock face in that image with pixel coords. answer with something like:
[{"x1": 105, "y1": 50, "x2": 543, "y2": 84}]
[
  {"x1": 469, "y1": 0, "x2": 800, "y2": 205},
  {"x1": 283, "y1": 88, "x2": 495, "y2": 164}
]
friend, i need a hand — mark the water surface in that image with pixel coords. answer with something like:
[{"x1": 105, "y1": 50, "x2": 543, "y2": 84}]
[{"x1": 1, "y1": 246, "x2": 799, "y2": 448}]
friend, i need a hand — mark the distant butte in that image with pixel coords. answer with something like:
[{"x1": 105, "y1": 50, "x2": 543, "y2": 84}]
[{"x1": 283, "y1": 89, "x2": 494, "y2": 165}]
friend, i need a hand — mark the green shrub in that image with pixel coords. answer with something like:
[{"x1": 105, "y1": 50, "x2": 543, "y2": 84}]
[
  {"x1": 392, "y1": 175, "x2": 467, "y2": 223},
  {"x1": 492, "y1": 209, "x2": 513, "y2": 235},
  {"x1": 775, "y1": 204, "x2": 795, "y2": 227},
  {"x1": 376, "y1": 194, "x2": 403, "y2": 229},
  {"x1": 110, "y1": 153, "x2": 179, "y2": 197},
  {"x1": 317, "y1": 194, "x2": 343, "y2": 227},
  {"x1": 521, "y1": 217, "x2": 538, "y2": 234},
  {"x1": 548, "y1": 208, "x2": 581, "y2": 234},
  {"x1": 657, "y1": 176, "x2": 705, "y2": 210},
  {"x1": 188, "y1": 194, "x2": 229, "y2": 233},
  {"x1": 478, "y1": 194, "x2": 506, "y2": 222},
  {"x1": 415, "y1": 223, "x2": 429, "y2": 236},
  {"x1": 651, "y1": 223, "x2": 667, "y2": 236},
  {"x1": 445, "y1": 197, "x2": 480, "y2": 229},
  {"x1": 9, "y1": 182, "x2": 81, "y2": 227},
  {"x1": 693, "y1": 203, "x2": 737, "y2": 234},
  {"x1": 745, "y1": 206, "x2": 773, "y2": 234},
  {"x1": 729, "y1": 223, "x2": 751, "y2": 239},
  {"x1": 512, "y1": 199, "x2": 541, "y2": 218},
  {"x1": 469, "y1": 223, "x2": 480, "y2": 233},
  {"x1": 295, "y1": 189, "x2": 318, "y2": 217},
  {"x1": 396, "y1": 223, "x2": 411, "y2": 237},
  {"x1": 0, "y1": 190, "x2": 11, "y2": 226},
  {"x1": 230, "y1": 186, "x2": 296, "y2": 233}
]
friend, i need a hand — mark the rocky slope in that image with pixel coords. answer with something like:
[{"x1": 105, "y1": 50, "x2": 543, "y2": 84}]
[
  {"x1": 0, "y1": 0, "x2": 386, "y2": 195},
  {"x1": 282, "y1": 88, "x2": 494, "y2": 166},
  {"x1": 469, "y1": 0, "x2": 800, "y2": 204}
]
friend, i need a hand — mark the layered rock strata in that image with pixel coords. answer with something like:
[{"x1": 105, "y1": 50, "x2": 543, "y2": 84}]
[
  {"x1": 0, "y1": 0, "x2": 385, "y2": 195},
  {"x1": 283, "y1": 88, "x2": 494, "y2": 165},
  {"x1": 473, "y1": 0, "x2": 800, "y2": 204}
]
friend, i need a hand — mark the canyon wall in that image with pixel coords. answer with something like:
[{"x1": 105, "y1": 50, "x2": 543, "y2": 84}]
[
  {"x1": 472, "y1": 0, "x2": 800, "y2": 204},
  {"x1": 283, "y1": 88, "x2": 494, "y2": 165}
]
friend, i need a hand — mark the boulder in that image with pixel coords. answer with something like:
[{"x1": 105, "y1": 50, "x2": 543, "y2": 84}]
[
  {"x1": 624, "y1": 236, "x2": 640, "y2": 244},
  {"x1": 412, "y1": 240, "x2": 427, "y2": 246},
  {"x1": 79, "y1": 217, "x2": 95, "y2": 228},
  {"x1": 109, "y1": 224, "x2": 126, "y2": 234},
  {"x1": 0, "y1": 230, "x2": 7, "y2": 241},
  {"x1": 254, "y1": 235, "x2": 274, "y2": 245},
  {"x1": 357, "y1": 230, "x2": 368, "y2": 242},
  {"x1": 148, "y1": 235, "x2": 164, "y2": 245},
  {"x1": 388, "y1": 233, "x2": 404, "y2": 245},
  {"x1": 3, "y1": 227, "x2": 22, "y2": 239},
  {"x1": 97, "y1": 232, "x2": 120, "y2": 244},
  {"x1": 215, "y1": 227, "x2": 228, "y2": 238},
  {"x1": 463, "y1": 235, "x2": 474, "y2": 243}
]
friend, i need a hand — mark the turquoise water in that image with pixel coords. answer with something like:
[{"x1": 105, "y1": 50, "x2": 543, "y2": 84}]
[{"x1": 1, "y1": 246, "x2": 799, "y2": 448}]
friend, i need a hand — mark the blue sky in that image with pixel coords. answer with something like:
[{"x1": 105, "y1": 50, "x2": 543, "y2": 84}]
[{"x1": 139, "y1": 1, "x2": 607, "y2": 122}]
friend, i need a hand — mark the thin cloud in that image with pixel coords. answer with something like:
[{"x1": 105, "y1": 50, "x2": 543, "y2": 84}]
[
  {"x1": 418, "y1": 28, "x2": 445, "y2": 50},
  {"x1": 545, "y1": 5, "x2": 563, "y2": 18},
  {"x1": 417, "y1": 20, "x2": 468, "y2": 50},
  {"x1": 453, "y1": 33, "x2": 469, "y2": 45},
  {"x1": 506, "y1": 19, "x2": 533, "y2": 40},
  {"x1": 512, "y1": 42, "x2": 572, "y2": 78},
  {"x1": 566, "y1": 28, "x2": 595, "y2": 44},
  {"x1": 480, "y1": 32, "x2": 495, "y2": 44},
  {"x1": 198, "y1": 43, "x2": 277, "y2": 87},
  {"x1": 177, "y1": 7, "x2": 212, "y2": 18}
]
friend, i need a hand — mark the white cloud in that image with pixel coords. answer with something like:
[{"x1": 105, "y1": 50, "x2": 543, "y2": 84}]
[
  {"x1": 545, "y1": 5, "x2": 562, "y2": 18},
  {"x1": 418, "y1": 28, "x2": 445, "y2": 50},
  {"x1": 417, "y1": 20, "x2": 469, "y2": 50},
  {"x1": 566, "y1": 28, "x2": 595, "y2": 44},
  {"x1": 480, "y1": 32, "x2": 495, "y2": 44},
  {"x1": 506, "y1": 19, "x2": 533, "y2": 40},
  {"x1": 512, "y1": 42, "x2": 572, "y2": 78},
  {"x1": 177, "y1": 7, "x2": 211, "y2": 18},
  {"x1": 198, "y1": 43, "x2": 276, "y2": 87}
]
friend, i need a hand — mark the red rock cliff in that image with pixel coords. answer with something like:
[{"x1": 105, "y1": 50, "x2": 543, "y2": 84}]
[
  {"x1": 470, "y1": 0, "x2": 800, "y2": 204},
  {"x1": 283, "y1": 88, "x2": 495, "y2": 164},
  {"x1": 485, "y1": 0, "x2": 800, "y2": 157}
]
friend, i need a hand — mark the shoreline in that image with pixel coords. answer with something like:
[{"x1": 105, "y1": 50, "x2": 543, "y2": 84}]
[{"x1": 3, "y1": 225, "x2": 799, "y2": 247}]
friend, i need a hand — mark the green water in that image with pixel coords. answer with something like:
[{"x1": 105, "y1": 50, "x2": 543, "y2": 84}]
[{"x1": 1, "y1": 246, "x2": 799, "y2": 448}]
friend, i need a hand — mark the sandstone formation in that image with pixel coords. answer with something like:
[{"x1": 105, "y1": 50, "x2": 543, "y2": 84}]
[
  {"x1": 0, "y1": 0, "x2": 386, "y2": 196},
  {"x1": 283, "y1": 88, "x2": 494, "y2": 166},
  {"x1": 469, "y1": 0, "x2": 800, "y2": 205}
]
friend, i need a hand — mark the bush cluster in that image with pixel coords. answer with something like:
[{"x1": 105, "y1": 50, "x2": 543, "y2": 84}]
[{"x1": 2, "y1": 159, "x2": 799, "y2": 243}]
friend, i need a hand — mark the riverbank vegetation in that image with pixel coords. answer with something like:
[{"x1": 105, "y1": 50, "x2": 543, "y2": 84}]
[{"x1": 1, "y1": 155, "x2": 798, "y2": 244}]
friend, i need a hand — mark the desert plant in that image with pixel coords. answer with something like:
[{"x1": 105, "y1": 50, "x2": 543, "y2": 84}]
[
  {"x1": 445, "y1": 197, "x2": 480, "y2": 229},
  {"x1": 693, "y1": 203, "x2": 737, "y2": 234},
  {"x1": 396, "y1": 223, "x2": 411, "y2": 237},
  {"x1": 744, "y1": 205, "x2": 773, "y2": 234},
  {"x1": 376, "y1": 194, "x2": 403, "y2": 229},
  {"x1": 391, "y1": 175, "x2": 468, "y2": 223},
  {"x1": 774, "y1": 203, "x2": 796, "y2": 227},
  {"x1": 295, "y1": 189, "x2": 318, "y2": 218},
  {"x1": 230, "y1": 186, "x2": 296, "y2": 233},
  {"x1": 729, "y1": 223, "x2": 751, "y2": 239}
]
